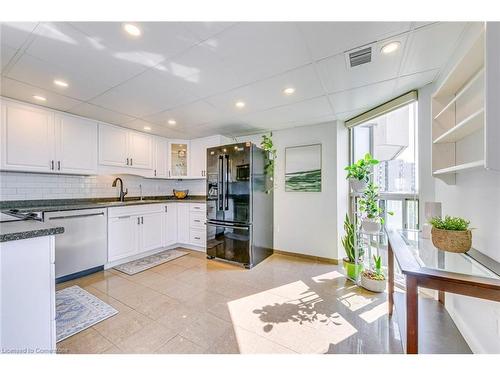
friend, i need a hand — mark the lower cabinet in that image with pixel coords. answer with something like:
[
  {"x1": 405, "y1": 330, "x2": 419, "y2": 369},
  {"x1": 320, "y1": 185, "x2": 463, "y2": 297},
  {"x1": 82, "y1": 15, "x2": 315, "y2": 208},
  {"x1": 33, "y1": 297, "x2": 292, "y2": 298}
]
[
  {"x1": 163, "y1": 203, "x2": 178, "y2": 247},
  {"x1": 108, "y1": 215, "x2": 138, "y2": 262},
  {"x1": 177, "y1": 203, "x2": 191, "y2": 244}
]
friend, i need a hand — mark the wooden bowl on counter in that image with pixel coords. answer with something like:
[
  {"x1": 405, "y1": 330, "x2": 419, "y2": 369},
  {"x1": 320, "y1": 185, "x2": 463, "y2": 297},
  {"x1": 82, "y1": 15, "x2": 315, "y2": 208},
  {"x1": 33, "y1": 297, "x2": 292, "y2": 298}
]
[{"x1": 173, "y1": 189, "x2": 189, "y2": 199}]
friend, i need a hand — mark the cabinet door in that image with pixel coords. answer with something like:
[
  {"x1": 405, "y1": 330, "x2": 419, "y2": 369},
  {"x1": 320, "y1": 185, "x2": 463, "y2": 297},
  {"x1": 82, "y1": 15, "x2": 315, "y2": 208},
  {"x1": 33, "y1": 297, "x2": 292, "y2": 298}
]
[
  {"x1": 177, "y1": 203, "x2": 190, "y2": 244},
  {"x1": 169, "y1": 141, "x2": 189, "y2": 177},
  {"x1": 98, "y1": 124, "x2": 129, "y2": 167},
  {"x1": 154, "y1": 137, "x2": 169, "y2": 178},
  {"x1": 129, "y1": 131, "x2": 152, "y2": 170},
  {"x1": 1, "y1": 101, "x2": 55, "y2": 172},
  {"x1": 189, "y1": 138, "x2": 205, "y2": 178},
  {"x1": 140, "y1": 212, "x2": 163, "y2": 252},
  {"x1": 108, "y1": 215, "x2": 138, "y2": 262},
  {"x1": 163, "y1": 203, "x2": 178, "y2": 246},
  {"x1": 55, "y1": 114, "x2": 97, "y2": 174}
]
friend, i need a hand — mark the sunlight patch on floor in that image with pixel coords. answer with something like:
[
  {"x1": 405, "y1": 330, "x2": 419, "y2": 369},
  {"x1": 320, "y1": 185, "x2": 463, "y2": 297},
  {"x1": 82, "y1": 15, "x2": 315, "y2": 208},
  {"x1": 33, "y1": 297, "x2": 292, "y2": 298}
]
[
  {"x1": 337, "y1": 291, "x2": 376, "y2": 312},
  {"x1": 359, "y1": 301, "x2": 388, "y2": 323}
]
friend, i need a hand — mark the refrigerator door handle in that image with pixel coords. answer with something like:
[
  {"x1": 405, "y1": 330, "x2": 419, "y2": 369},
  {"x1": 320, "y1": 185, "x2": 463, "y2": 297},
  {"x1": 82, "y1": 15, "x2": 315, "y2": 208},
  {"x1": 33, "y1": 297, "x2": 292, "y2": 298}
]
[
  {"x1": 224, "y1": 154, "x2": 229, "y2": 211},
  {"x1": 218, "y1": 155, "x2": 224, "y2": 211}
]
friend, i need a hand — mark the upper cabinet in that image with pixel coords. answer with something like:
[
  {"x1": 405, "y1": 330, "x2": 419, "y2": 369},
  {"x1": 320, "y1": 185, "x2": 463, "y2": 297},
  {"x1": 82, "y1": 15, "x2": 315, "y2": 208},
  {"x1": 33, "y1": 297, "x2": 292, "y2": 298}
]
[
  {"x1": 1, "y1": 100, "x2": 97, "y2": 175},
  {"x1": 432, "y1": 23, "x2": 500, "y2": 184},
  {"x1": 169, "y1": 141, "x2": 189, "y2": 178},
  {"x1": 98, "y1": 123, "x2": 152, "y2": 170},
  {"x1": 190, "y1": 135, "x2": 233, "y2": 178},
  {"x1": 153, "y1": 137, "x2": 168, "y2": 178}
]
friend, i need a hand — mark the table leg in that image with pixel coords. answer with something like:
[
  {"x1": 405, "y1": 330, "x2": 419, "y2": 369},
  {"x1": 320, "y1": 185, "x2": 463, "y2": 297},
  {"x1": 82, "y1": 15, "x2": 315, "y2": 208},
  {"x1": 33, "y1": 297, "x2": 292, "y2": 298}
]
[
  {"x1": 406, "y1": 275, "x2": 418, "y2": 354},
  {"x1": 388, "y1": 241, "x2": 394, "y2": 316}
]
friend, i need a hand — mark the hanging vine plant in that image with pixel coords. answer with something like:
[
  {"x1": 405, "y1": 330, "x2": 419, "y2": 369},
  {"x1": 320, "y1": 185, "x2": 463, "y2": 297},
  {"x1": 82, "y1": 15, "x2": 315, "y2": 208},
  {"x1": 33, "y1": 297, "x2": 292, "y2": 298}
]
[{"x1": 260, "y1": 132, "x2": 276, "y2": 193}]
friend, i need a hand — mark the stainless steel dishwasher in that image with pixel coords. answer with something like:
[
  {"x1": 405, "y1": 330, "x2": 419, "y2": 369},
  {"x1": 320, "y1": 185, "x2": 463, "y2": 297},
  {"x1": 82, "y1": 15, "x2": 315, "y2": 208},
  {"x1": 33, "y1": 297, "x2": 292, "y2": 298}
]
[{"x1": 43, "y1": 208, "x2": 107, "y2": 282}]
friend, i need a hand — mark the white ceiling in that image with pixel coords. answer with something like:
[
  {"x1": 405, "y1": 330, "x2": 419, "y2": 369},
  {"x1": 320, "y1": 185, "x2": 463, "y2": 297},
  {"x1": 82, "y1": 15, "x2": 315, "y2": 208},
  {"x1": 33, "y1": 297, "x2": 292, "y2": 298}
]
[{"x1": 0, "y1": 21, "x2": 470, "y2": 138}]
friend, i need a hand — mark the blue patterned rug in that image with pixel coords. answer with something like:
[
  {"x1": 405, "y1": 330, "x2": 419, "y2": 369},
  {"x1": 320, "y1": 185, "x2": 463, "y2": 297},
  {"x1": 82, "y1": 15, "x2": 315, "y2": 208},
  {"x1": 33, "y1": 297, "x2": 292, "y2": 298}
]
[
  {"x1": 56, "y1": 286, "x2": 118, "y2": 342},
  {"x1": 113, "y1": 249, "x2": 189, "y2": 275}
]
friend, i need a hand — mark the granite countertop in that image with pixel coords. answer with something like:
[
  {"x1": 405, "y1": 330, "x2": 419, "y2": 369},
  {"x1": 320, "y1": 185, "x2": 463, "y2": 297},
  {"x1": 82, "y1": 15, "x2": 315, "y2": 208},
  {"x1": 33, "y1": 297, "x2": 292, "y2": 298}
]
[
  {"x1": 0, "y1": 196, "x2": 207, "y2": 213},
  {"x1": 0, "y1": 220, "x2": 64, "y2": 243}
]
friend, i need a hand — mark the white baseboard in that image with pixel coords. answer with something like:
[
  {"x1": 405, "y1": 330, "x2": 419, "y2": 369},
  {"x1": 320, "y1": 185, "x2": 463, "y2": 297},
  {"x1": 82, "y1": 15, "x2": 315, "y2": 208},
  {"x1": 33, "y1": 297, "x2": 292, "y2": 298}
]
[
  {"x1": 104, "y1": 243, "x2": 206, "y2": 269},
  {"x1": 445, "y1": 294, "x2": 483, "y2": 354}
]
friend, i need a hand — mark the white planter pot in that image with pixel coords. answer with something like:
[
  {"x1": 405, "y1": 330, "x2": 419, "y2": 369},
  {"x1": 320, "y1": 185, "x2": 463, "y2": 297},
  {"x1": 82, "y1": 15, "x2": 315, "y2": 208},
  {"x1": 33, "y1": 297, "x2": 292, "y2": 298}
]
[
  {"x1": 361, "y1": 218, "x2": 381, "y2": 234},
  {"x1": 361, "y1": 273, "x2": 386, "y2": 293},
  {"x1": 349, "y1": 178, "x2": 367, "y2": 193}
]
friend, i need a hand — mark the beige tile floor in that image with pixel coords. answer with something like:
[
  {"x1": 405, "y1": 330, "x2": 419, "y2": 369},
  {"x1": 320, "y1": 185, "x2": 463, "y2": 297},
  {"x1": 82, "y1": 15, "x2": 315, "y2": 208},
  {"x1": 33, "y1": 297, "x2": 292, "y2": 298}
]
[{"x1": 56, "y1": 249, "x2": 402, "y2": 354}]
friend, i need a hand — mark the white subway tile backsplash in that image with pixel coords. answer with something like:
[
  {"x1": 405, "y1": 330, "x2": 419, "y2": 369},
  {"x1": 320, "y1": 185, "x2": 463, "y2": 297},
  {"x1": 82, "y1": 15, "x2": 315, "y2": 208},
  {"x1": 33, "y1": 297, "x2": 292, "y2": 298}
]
[{"x1": 0, "y1": 171, "x2": 206, "y2": 201}]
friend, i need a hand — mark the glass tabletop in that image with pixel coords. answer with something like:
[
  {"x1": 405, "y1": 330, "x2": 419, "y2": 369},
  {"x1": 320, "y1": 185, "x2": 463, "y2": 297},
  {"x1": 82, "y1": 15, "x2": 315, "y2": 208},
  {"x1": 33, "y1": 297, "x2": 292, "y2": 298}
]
[{"x1": 399, "y1": 230, "x2": 500, "y2": 280}]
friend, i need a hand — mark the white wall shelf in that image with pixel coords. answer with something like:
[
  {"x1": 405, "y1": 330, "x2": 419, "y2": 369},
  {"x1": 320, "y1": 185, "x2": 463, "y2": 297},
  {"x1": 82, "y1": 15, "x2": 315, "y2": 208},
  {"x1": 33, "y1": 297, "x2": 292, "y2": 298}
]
[
  {"x1": 433, "y1": 108, "x2": 484, "y2": 144},
  {"x1": 433, "y1": 160, "x2": 484, "y2": 176}
]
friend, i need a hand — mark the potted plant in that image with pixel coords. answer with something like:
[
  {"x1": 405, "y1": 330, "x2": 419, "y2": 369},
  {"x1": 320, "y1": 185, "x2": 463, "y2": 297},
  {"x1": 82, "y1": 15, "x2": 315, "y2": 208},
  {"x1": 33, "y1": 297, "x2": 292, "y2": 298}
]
[
  {"x1": 361, "y1": 255, "x2": 386, "y2": 293},
  {"x1": 358, "y1": 182, "x2": 393, "y2": 234},
  {"x1": 260, "y1": 133, "x2": 276, "y2": 194},
  {"x1": 429, "y1": 216, "x2": 472, "y2": 253},
  {"x1": 341, "y1": 214, "x2": 364, "y2": 280},
  {"x1": 345, "y1": 153, "x2": 379, "y2": 192}
]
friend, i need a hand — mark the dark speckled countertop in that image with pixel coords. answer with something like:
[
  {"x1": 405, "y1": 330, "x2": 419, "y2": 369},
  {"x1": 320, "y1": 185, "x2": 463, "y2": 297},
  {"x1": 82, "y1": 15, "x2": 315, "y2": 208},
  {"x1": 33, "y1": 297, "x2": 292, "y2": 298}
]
[
  {"x1": 0, "y1": 195, "x2": 207, "y2": 213},
  {"x1": 0, "y1": 220, "x2": 64, "y2": 243}
]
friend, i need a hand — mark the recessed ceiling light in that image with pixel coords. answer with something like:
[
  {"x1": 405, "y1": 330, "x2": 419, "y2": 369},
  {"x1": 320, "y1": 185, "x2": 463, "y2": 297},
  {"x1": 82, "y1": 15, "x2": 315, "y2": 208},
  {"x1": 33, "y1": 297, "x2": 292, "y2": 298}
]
[
  {"x1": 381, "y1": 41, "x2": 401, "y2": 55},
  {"x1": 123, "y1": 23, "x2": 141, "y2": 37},
  {"x1": 167, "y1": 119, "x2": 176, "y2": 125},
  {"x1": 33, "y1": 95, "x2": 46, "y2": 102},
  {"x1": 235, "y1": 101, "x2": 246, "y2": 109},
  {"x1": 283, "y1": 87, "x2": 296, "y2": 95},
  {"x1": 143, "y1": 126, "x2": 151, "y2": 131},
  {"x1": 53, "y1": 79, "x2": 68, "y2": 88}
]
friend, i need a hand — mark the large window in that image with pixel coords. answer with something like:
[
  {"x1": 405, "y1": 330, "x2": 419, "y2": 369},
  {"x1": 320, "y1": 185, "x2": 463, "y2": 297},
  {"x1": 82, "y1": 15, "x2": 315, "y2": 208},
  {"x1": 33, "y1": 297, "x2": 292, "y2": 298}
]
[{"x1": 349, "y1": 96, "x2": 419, "y2": 230}]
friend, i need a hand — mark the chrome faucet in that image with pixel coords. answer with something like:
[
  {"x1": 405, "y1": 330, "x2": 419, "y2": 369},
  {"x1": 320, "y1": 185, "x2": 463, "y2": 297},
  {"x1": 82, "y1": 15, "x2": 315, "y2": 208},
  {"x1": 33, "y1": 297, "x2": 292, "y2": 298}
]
[{"x1": 112, "y1": 177, "x2": 128, "y2": 202}]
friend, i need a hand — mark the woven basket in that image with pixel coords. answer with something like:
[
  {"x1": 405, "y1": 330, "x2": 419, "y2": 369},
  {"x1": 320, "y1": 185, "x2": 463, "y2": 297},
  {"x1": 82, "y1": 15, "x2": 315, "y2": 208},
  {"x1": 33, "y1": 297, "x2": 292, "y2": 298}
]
[{"x1": 431, "y1": 227, "x2": 472, "y2": 253}]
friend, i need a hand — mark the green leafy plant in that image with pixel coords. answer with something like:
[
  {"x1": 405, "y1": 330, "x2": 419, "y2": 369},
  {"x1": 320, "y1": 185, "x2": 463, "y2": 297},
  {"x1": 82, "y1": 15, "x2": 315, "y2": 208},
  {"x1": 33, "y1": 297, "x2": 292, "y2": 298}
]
[
  {"x1": 344, "y1": 153, "x2": 379, "y2": 182},
  {"x1": 358, "y1": 182, "x2": 393, "y2": 223},
  {"x1": 341, "y1": 214, "x2": 364, "y2": 263},
  {"x1": 260, "y1": 133, "x2": 277, "y2": 194},
  {"x1": 429, "y1": 216, "x2": 470, "y2": 231},
  {"x1": 362, "y1": 255, "x2": 385, "y2": 281}
]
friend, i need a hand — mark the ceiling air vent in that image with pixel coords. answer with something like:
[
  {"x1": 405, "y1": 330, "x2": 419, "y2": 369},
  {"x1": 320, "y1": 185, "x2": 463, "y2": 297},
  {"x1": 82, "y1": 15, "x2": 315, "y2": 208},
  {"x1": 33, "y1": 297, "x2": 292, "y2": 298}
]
[{"x1": 348, "y1": 46, "x2": 372, "y2": 67}]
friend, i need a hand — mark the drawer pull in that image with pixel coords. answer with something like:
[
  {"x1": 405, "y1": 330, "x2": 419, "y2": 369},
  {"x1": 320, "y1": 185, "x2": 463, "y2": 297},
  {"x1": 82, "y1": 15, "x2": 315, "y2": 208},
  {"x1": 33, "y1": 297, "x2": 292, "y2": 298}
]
[
  {"x1": 194, "y1": 219, "x2": 201, "y2": 222},
  {"x1": 194, "y1": 236, "x2": 201, "y2": 240}
]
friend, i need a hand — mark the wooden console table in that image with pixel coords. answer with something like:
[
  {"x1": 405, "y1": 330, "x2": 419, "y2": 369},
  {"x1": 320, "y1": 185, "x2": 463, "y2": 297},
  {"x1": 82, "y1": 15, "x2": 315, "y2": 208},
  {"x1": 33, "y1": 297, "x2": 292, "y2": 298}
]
[{"x1": 386, "y1": 228, "x2": 500, "y2": 354}]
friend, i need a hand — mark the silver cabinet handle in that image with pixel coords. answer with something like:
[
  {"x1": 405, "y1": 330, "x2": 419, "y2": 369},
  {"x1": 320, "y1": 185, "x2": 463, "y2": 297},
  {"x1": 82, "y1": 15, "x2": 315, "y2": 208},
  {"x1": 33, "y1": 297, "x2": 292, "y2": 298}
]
[
  {"x1": 117, "y1": 215, "x2": 130, "y2": 219},
  {"x1": 49, "y1": 212, "x2": 105, "y2": 220},
  {"x1": 165, "y1": 206, "x2": 168, "y2": 213},
  {"x1": 57, "y1": 161, "x2": 61, "y2": 170},
  {"x1": 154, "y1": 169, "x2": 157, "y2": 176},
  {"x1": 141, "y1": 216, "x2": 144, "y2": 224},
  {"x1": 168, "y1": 170, "x2": 171, "y2": 177},
  {"x1": 194, "y1": 236, "x2": 201, "y2": 240},
  {"x1": 130, "y1": 158, "x2": 133, "y2": 166},
  {"x1": 126, "y1": 158, "x2": 129, "y2": 166},
  {"x1": 137, "y1": 217, "x2": 140, "y2": 225},
  {"x1": 51, "y1": 160, "x2": 54, "y2": 170},
  {"x1": 194, "y1": 219, "x2": 201, "y2": 222}
]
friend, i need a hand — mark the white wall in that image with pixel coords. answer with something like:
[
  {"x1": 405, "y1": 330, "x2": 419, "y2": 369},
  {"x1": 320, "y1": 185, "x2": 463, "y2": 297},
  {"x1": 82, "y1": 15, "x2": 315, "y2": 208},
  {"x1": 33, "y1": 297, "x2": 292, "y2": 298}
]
[
  {"x1": 0, "y1": 171, "x2": 205, "y2": 201},
  {"x1": 425, "y1": 22, "x2": 500, "y2": 353},
  {"x1": 238, "y1": 121, "x2": 346, "y2": 260}
]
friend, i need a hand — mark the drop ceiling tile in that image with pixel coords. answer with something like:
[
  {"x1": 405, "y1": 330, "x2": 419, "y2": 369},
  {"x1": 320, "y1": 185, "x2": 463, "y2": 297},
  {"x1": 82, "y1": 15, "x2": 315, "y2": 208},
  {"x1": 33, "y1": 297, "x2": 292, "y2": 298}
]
[
  {"x1": 183, "y1": 22, "x2": 236, "y2": 41},
  {"x1": 0, "y1": 77, "x2": 83, "y2": 111},
  {"x1": 394, "y1": 69, "x2": 439, "y2": 95},
  {"x1": 298, "y1": 22, "x2": 411, "y2": 60},
  {"x1": 143, "y1": 100, "x2": 218, "y2": 127},
  {"x1": 212, "y1": 22, "x2": 312, "y2": 85},
  {"x1": 0, "y1": 22, "x2": 38, "y2": 49},
  {"x1": 69, "y1": 22, "x2": 201, "y2": 66},
  {"x1": 316, "y1": 34, "x2": 407, "y2": 94},
  {"x1": 122, "y1": 118, "x2": 188, "y2": 138},
  {"x1": 68, "y1": 102, "x2": 134, "y2": 125},
  {"x1": 205, "y1": 64, "x2": 325, "y2": 115},
  {"x1": 400, "y1": 22, "x2": 466, "y2": 75},
  {"x1": 1, "y1": 44, "x2": 18, "y2": 71},
  {"x1": 26, "y1": 22, "x2": 150, "y2": 89},
  {"x1": 328, "y1": 79, "x2": 396, "y2": 115},
  {"x1": 89, "y1": 68, "x2": 199, "y2": 117},
  {"x1": 6, "y1": 52, "x2": 116, "y2": 101}
]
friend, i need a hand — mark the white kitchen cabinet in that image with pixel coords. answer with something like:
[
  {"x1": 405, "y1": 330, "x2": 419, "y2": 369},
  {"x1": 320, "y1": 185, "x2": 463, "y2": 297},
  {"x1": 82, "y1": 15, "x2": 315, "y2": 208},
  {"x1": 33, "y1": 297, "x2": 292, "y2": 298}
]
[
  {"x1": 128, "y1": 131, "x2": 152, "y2": 170},
  {"x1": 168, "y1": 140, "x2": 189, "y2": 178},
  {"x1": 154, "y1": 137, "x2": 169, "y2": 178},
  {"x1": 108, "y1": 215, "x2": 138, "y2": 262},
  {"x1": 1, "y1": 235, "x2": 56, "y2": 352},
  {"x1": 177, "y1": 203, "x2": 191, "y2": 244},
  {"x1": 141, "y1": 211, "x2": 164, "y2": 252},
  {"x1": 99, "y1": 123, "x2": 152, "y2": 170},
  {"x1": 190, "y1": 135, "x2": 233, "y2": 178},
  {"x1": 55, "y1": 114, "x2": 97, "y2": 174},
  {"x1": 1, "y1": 100, "x2": 55, "y2": 173},
  {"x1": 163, "y1": 203, "x2": 178, "y2": 246},
  {"x1": 98, "y1": 123, "x2": 129, "y2": 167}
]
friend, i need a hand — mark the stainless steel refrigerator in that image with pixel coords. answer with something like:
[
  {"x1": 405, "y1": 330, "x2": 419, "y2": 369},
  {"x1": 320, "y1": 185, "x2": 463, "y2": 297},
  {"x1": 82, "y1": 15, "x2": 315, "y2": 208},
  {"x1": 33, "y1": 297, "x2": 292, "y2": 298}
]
[{"x1": 206, "y1": 142, "x2": 273, "y2": 268}]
